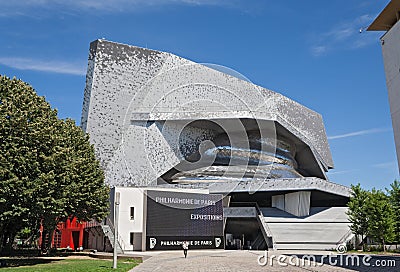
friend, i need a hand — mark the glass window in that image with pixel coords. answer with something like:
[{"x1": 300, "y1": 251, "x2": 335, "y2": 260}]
[{"x1": 130, "y1": 207, "x2": 135, "y2": 220}]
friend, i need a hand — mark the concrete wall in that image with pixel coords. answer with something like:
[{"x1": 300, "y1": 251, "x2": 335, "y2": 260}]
[
  {"x1": 113, "y1": 187, "x2": 145, "y2": 251},
  {"x1": 87, "y1": 227, "x2": 111, "y2": 252},
  {"x1": 261, "y1": 207, "x2": 351, "y2": 250},
  {"x1": 285, "y1": 191, "x2": 310, "y2": 217},
  {"x1": 271, "y1": 195, "x2": 285, "y2": 211},
  {"x1": 113, "y1": 187, "x2": 209, "y2": 251},
  {"x1": 382, "y1": 20, "x2": 400, "y2": 172},
  {"x1": 271, "y1": 191, "x2": 311, "y2": 217}
]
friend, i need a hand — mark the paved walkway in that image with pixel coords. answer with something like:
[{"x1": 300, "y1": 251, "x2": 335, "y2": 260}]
[{"x1": 128, "y1": 250, "x2": 357, "y2": 272}]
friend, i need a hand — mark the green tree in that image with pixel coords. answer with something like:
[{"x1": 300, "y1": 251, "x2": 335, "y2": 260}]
[
  {"x1": 366, "y1": 189, "x2": 395, "y2": 252},
  {"x1": 387, "y1": 180, "x2": 400, "y2": 247},
  {"x1": 38, "y1": 118, "x2": 110, "y2": 250},
  {"x1": 0, "y1": 75, "x2": 109, "y2": 252},
  {"x1": 347, "y1": 183, "x2": 369, "y2": 251}
]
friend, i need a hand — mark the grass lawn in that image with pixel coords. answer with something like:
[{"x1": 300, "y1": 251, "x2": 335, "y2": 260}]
[{"x1": 0, "y1": 258, "x2": 140, "y2": 271}]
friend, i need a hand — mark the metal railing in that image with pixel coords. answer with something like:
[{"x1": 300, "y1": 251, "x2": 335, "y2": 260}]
[
  {"x1": 102, "y1": 217, "x2": 127, "y2": 253},
  {"x1": 251, "y1": 232, "x2": 266, "y2": 250},
  {"x1": 336, "y1": 228, "x2": 354, "y2": 246}
]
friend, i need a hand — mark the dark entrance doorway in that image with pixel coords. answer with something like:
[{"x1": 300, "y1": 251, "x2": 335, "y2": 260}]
[
  {"x1": 72, "y1": 231, "x2": 80, "y2": 250},
  {"x1": 224, "y1": 218, "x2": 266, "y2": 250},
  {"x1": 83, "y1": 231, "x2": 89, "y2": 250}
]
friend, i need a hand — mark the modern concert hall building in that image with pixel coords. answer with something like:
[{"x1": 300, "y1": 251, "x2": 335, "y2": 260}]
[{"x1": 80, "y1": 39, "x2": 352, "y2": 252}]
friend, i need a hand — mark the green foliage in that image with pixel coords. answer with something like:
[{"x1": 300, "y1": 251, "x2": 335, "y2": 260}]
[
  {"x1": 387, "y1": 180, "x2": 400, "y2": 244},
  {"x1": 0, "y1": 75, "x2": 109, "y2": 252},
  {"x1": 347, "y1": 183, "x2": 369, "y2": 250},
  {"x1": 348, "y1": 183, "x2": 397, "y2": 252},
  {"x1": 366, "y1": 189, "x2": 395, "y2": 251}
]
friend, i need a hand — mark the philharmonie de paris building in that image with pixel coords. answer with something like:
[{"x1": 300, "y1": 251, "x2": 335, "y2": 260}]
[{"x1": 80, "y1": 39, "x2": 352, "y2": 253}]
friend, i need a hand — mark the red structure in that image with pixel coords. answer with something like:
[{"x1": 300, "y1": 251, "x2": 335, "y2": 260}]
[
  {"x1": 57, "y1": 217, "x2": 85, "y2": 250},
  {"x1": 39, "y1": 218, "x2": 98, "y2": 250}
]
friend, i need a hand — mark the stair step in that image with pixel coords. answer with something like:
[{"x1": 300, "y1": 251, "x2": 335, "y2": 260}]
[{"x1": 101, "y1": 225, "x2": 124, "y2": 253}]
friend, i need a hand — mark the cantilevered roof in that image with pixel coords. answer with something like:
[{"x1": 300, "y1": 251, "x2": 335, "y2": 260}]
[{"x1": 368, "y1": 0, "x2": 400, "y2": 31}]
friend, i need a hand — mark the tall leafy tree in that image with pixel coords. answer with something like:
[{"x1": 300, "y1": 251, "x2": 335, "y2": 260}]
[
  {"x1": 36, "y1": 118, "x2": 110, "y2": 250},
  {"x1": 366, "y1": 189, "x2": 395, "y2": 252},
  {"x1": 347, "y1": 184, "x2": 369, "y2": 251},
  {"x1": 0, "y1": 75, "x2": 57, "y2": 251},
  {"x1": 0, "y1": 75, "x2": 109, "y2": 252},
  {"x1": 387, "y1": 180, "x2": 400, "y2": 247}
]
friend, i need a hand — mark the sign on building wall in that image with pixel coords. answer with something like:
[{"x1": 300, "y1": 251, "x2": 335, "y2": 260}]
[{"x1": 145, "y1": 190, "x2": 224, "y2": 250}]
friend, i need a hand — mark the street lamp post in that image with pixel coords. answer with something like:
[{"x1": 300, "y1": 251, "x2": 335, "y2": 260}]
[{"x1": 113, "y1": 192, "x2": 120, "y2": 269}]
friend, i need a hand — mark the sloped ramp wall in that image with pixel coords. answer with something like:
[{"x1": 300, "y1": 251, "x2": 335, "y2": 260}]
[{"x1": 260, "y1": 207, "x2": 350, "y2": 250}]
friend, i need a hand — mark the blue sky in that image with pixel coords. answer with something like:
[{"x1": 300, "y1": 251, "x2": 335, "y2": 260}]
[{"x1": 0, "y1": 0, "x2": 397, "y2": 190}]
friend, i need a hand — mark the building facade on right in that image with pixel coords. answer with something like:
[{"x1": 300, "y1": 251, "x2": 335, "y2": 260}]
[{"x1": 369, "y1": 0, "x2": 400, "y2": 172}]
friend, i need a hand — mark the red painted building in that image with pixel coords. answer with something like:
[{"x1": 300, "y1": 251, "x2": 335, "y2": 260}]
[{"x1": 39, "y1": 218, "x2": 100, "y2": 250}]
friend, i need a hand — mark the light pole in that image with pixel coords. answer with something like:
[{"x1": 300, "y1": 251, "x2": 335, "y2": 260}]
[{"x1": 113, "y1": 192, "x2": 120, "y2": 269}]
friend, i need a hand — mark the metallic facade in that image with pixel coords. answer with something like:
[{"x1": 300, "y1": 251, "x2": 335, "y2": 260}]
[{"x1": 82, "y1": 39, "x2": 335, "y2": 188}]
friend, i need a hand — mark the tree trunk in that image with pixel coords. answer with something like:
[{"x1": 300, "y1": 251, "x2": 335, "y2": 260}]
[
  {"x1": 46, "y1": 228, "x2": 54, "y2": 252},
  {"x1": 41, "y1": 218, "x2": 57, "y2": 254},
  {"x1": 41, "y1": 229, "x2": 48, "y2": 254},
  {"x1": 382, "y1": 238, "x2": 386, "y2": 253},
  {"x1": 0, "y1": 227, "x2": 4, "y2": 253},
  {"x1": 2, "y1": 229, "x2": 11, "y2": 253},
  {"x1": 361, "y1": 234, "x2": 365, "y2": 251}
]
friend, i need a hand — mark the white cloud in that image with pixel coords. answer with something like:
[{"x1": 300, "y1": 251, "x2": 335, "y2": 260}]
[
  {"x1": 311, "y1": 46, "x2": 328, "y2": 57},
  {"x1": 0, "y1": 0, "x2": 238, "y2": 16},
  {"x1": 328, "y1": 127, "x2": 392, "y2": 140},
  {"x1": 0, "y1": 57, "x2": 86, "y2": 75},
  {"x1": 373, "y1": 161, "x2": 398, "y2": 169},
  {"x1": 327, "y1": 169, "x2": 357, "y2": 175},
  {"x1": 311, "y1": 14, "x2": 381, "y2": 56}
]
